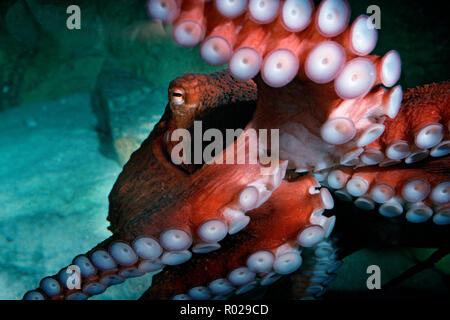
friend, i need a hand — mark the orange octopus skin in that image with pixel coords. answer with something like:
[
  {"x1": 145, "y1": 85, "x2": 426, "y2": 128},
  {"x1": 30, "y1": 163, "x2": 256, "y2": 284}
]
[
  {"x1": 23, "y1": 0, "x2": 449, "y2": 300},
  {"x1": 141, "y1": 175, "x2": 327, "y2": 300}
]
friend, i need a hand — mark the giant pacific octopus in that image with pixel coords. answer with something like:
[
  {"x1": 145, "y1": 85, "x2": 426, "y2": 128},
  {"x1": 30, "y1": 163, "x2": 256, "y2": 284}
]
[{"x1": 24, "y1": 0, "x2": 449, "y2": 300}]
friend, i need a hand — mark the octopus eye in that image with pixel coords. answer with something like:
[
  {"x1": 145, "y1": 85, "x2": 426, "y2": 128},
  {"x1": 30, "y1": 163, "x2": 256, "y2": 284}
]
[{"x1": 171, "y1": 88, "x2": 185, "y2": 106}]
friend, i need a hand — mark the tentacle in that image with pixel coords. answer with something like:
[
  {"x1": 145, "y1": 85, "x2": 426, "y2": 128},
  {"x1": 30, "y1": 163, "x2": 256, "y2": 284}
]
[
  {"x1": 147, "y1": 0, "x2": 386, "y2": 89},
  {"x1": 322, "y1": 157, "x2": 449, "y2": 224},
  {"x1": 146, "y1": 0, "x2": 408, "y2": 173},
  {"x1": 140, "y1": 174, "x2": 337, "y2": 300}
]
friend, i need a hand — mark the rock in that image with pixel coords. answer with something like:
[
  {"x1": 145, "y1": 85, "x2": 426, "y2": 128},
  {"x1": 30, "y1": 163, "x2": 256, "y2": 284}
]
[
  {"x1": 91, "y1": 66, "x2": 166, "y2": 165},
  {"x1": 5, "y1": 0, "x2": 39, "y2": 47}
]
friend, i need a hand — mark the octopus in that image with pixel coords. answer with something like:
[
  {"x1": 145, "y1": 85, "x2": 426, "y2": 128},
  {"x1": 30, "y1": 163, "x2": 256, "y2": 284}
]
[{"x1": 23, "y1": 0, "x2": 449, "y2": 300}]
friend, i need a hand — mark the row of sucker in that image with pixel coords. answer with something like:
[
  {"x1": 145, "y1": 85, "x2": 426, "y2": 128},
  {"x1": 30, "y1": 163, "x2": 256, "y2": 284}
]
[
  {"x1": 171, "y1": 237, "x2": 339, "y2": 300},
  {"x1": 147, "y1": 0, "x2": 415, "y2": 174},
  {"x1": 147, "y1": 0, "x2": 400, "y2": 96},
  {"x1": 317, "y1": 167, "x2": 449, "y2": 225}
]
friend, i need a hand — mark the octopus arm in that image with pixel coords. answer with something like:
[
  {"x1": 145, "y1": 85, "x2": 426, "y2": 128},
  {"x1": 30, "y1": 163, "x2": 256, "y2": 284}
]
[{"x1": 140, "y1": 175, "x2": 337, "y2": 300}]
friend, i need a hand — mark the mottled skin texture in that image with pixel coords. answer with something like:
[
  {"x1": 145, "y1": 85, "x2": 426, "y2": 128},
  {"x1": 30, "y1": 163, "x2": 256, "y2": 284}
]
[
  {"x1": 24, "y1": 71, "x2": 449, "y2": 300},
  {"x1": 380, "y1": 82, "x2": 450, "y2": 145}
]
